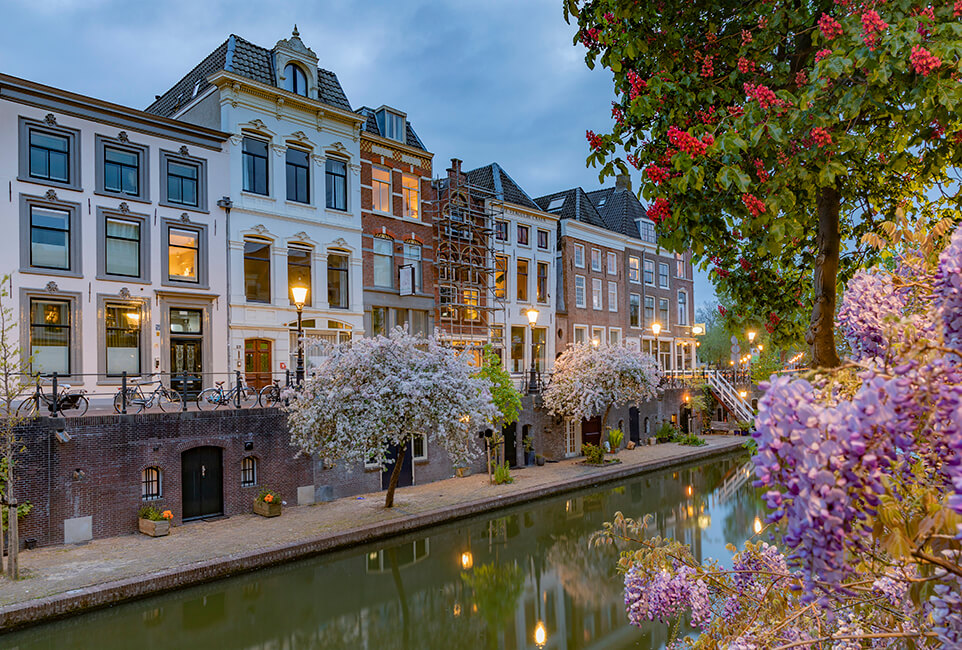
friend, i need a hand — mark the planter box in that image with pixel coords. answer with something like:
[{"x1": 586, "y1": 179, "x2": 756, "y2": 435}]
[
  {"x1": 254, "y1": 500, "x2": 282, "y2": 517},
  {"x1": 138, "y1": 518, "x2": 170, "y2": 537}
]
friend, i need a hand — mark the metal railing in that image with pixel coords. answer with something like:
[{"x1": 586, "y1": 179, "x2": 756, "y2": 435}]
[{"x1": 706, "y1": 370, "x2": 754, "y2": 422}]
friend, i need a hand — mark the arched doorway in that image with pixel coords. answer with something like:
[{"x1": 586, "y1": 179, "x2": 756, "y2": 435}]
[
  {"x1": 628, "y1": 407, "x2": 640, "y2": 443},
  {"x1": 680, "y1": 405, "x2": 693, "y2": 434},
  {"x1": 181, "y1": 446, "x2": 223, "y2": 521}
]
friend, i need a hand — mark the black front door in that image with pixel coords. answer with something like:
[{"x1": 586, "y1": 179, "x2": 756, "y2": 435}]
[
  {"x1": 582, "y1": 416, "x2": 602, "y2": 447},
  {"x1": 629, "y1": 407, "x2": 640, "y2": 443},
  {"x1": 381, "y1": 442, "x2": 413, "y2": 490},
  {"x1": 681, "y1": 406, "x2": 693, "y2": 434},
  {"x1": 171, "y1": 337, "x2": 203, "y2": 398},
  {"x1": 182, "y1": 446, "x2": 223, "y2": 520},
  {"x1": 502, "y1": 422, "x2": 518, "y2": 467}
]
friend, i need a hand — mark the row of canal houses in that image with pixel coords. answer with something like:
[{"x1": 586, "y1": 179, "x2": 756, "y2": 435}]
[{"x1": 2, "y1": 28, "x2": 696, "y2": 401}]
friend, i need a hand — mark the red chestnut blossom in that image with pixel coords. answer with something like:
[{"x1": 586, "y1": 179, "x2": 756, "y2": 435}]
[
  {"x1": 645, "y1": 164, "x2": 669, "y2": 185},
  {"x1": 795, "y1": 70, "x2": 808, "y2": 86},
  {"x1": 910, "y1": 45, "x2": 942, "y2": 76},
  {"x1": 818, "y1": 13, "x2": 843, "y2": 40},
  {"x1": 626, "y1": 70, "x2": 647, "y2": 100},
  {"x1": 646, "y1": 197, "x2": 671, "y2": 223},
  {"x1": 667, "y1": 126, "x2": 709, "y2": 157},
  {"x1": 604, "y1": 12, "x2": 615, "y2": 24},
  {"x1": 956, "y1": 0, "x2": 962, "y2": 18},
  {"x1": 738, "y1": 57, "x2": 756, "y2": 74},
  {"x1": 611, "y1": 103, "x2": 625, "y2": 125},
  {"x1": 714, "y1": 267, "x2": 730, "y2": 278},
  {"x1": 815, "y1": 48, "x2": 832, "y2": 62},
  {"x1": 718, "y1": 305, "x2": 728, "y2": 317},
  {"x1": 586, "y1": 130, "x2": 604, "y2": 151},
  {"x1": 580, "y1": 27, "x2": 600, "y2": 48},
  {"x1": 810, "y1": 127, "x2": 832, "y2": 147},
  {"x1": 743, "y1": 83, "x2": 781, "y2": 110},
  {"x1": 753, "y1": 159, "x2": 770, "y2": 182},
  {"x1": 757, "y1": 15, "x2": 768, "y2": 28},
  {"x1": 739, "y1": 257, "x2": 752, "y2": 271},
  {"x1": 700, "y1": 55, "x2": 714, "y2": 78},
  {"x1": 861, "y1": 9, "x2": 888, "y2": 50},
  {"x1": 741, "y1": 29, "x2": 753, "y2": 45},
  {"x1": 626, "y1": 153, "x2": 640, "y2": 169},
  {"x1": 742, "y1": 193, "x2": 766, "y2": 216}
]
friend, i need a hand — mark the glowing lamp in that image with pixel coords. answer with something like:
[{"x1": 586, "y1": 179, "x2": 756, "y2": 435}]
[
  {"x1": 747, "y1": 330, "x2": 757, "y2": 343},
  {"x1": 460, "y1": 551, "x2": 473, "y2": 571},
  {"x1": 691, "y1": 323, "x2": 704, "y2": 335},
  {"x1": 534, "y1": 621, "x2": 547, "y2": 648},
  {"x1": 526, "y1": 307, "x2": 539, "y2": 326},
  {"x1": 651, "y1": 322, "x2": 662, "y2": 337},
  {"x1": 291, "y1": 285, "x2": 308, "y2": 307}
]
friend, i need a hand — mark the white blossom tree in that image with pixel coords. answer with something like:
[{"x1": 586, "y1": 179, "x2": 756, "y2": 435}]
[
  {"x1": 286, "y1": 329, "x2": 498, "y2": 507},
  {"x1": 543, "y1": 343, "x2": 661, "y2": 447}
]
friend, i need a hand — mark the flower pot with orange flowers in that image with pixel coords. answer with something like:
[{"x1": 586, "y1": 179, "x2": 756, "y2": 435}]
[
  {"x1": 253, "y1": 489, "x2": 282, "y2": 517},
  {"x1": 138, "y1": 505, "x2": 173, "y2": 537}
]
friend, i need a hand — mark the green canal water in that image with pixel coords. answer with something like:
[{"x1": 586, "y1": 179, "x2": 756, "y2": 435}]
[{"x1": 4, "y1": 451, "x2": 763, "y2": 650}]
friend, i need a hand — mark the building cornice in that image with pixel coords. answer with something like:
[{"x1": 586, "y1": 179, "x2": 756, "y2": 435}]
[
  {"x1": 491, "y1": 200, "x2": 559, "y2": 224},
  {"x1": 360, "y1": 131, "x2": 433, "y2": 166}
]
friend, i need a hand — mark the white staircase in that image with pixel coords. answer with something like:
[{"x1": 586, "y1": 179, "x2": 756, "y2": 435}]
[{"x1": 707, "y1": 370, "x2": 754, "y2": 423}]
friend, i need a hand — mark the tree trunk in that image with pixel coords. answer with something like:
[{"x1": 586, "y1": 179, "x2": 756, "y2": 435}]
[
  {"x1": 7, "y1": 502, "x2": 17, "y2": 580},
  {"x1": 806, "y1": 187, "x2": 842, "y2": 369},
  {"x1": 601, "y1": 405, "x2": 611, "y2": 449},
  {"x1": 388, "y1": 546, "x2": 410, "y2": 648},
  {"x1": 384, "y1": 442, "x2": 407, "y2": 508}
]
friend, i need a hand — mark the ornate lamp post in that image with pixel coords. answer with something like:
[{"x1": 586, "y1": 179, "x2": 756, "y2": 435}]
[
  {"x1": 291, "y1": 285, "x2": 308, "y2": 385},
  {"x1": 651, "y1": 322, "x2": 662, "y2": 371},
  {"x1": 526, "y1": 308, "x2": 540, "y2": 394}
]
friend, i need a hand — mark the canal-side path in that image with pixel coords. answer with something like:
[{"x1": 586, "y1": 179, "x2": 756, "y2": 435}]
[{"x1": 0, "y1": 435, "x2": 748, "y2": 630}]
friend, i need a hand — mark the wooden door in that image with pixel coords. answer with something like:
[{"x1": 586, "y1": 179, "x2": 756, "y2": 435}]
[
  {"x1": 581, "y1": 416, "x2": 602, "y2": 448},
  {"x1": 381, "y1": 441, "x2": 414, "y2": 490},
  {"x1": 171, "y1": 338, "x2": 203, "y2": 397},
  {"x1": 182, "y1": 446, "x2": 223, "y2": 521},
  {"x1": 245, "y1": 339, "x2": 272, "y2": 390},
  {"x1": 502, "y1": 422, "x2": 518, "y2": 467}
]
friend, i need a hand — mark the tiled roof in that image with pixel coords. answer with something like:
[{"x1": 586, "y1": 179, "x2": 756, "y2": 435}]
[
  {"x1": 533, "y1": 188, "x2": 606, "y2": 229},
  {"x1": 355, "y1": 106, "x2": 427, "y2": 152},
  {"x1": 146, "y1": 34, "x2": 352, "y2": 117},
  {"x1": 464, "y1": 163, "x2": 540, "y2": 211},
  {"x1": 586, "y1": 187, "x2": 650, "y2": 240}
]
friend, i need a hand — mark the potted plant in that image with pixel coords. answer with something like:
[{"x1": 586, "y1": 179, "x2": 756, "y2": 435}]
[
  {"x1": 254, "y1": 488, "x2": 282, "y2": 517},
  {"x1": 607, "y1": 428, "x2": 625, "y2": 453},
  {"x1": 522, "y1": 435, "x2": 535, "y2": 466},
  {"x1": 535, "y1": 453, "x2": 546, "y2": 466},
  {"x1": 138, "y1": 505, "x2": 173, "y2": 537}
]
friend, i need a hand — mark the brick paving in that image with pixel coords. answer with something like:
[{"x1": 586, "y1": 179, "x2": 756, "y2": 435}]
[{"x1": 0, "y1": 436, "x2": 747, "y2": 626}]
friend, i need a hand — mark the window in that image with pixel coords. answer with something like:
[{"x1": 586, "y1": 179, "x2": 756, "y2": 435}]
[
  {"x1": 606, "y1": 252, "x2": 617, "y2": 275},
  {"x1": 592, "y1": 278, "x2": 603, "y2": 310},
  {"x1": 678, "y1": 290, "x2": 688, "y2": 325},
  {"x1": 103, "y1": 146, "x2": 140, "y2": 196},
  {"x1": 533, "y1": 328, "x2": 546, "y2": 372},
  {"x1": 166, "y1": 160, "x2": 198, "y2": 206},
  {"x1": 327, "y1": 252, "x2": 349, "y2": 309},
  {"x1": 608, "y1": 281, "x2": 618, "y2": 312},
  {"x1": 495, "y1": 220, "x2": 508, "y2": 242},
  {"x1": 29, "y1": 130, "x2": 69, "y2": 183},
  {"x1": 659, "y1": 298, "x2": 670, "y2": 328},
  {"x1": 288, "y1": 246, "x2": 312, "y2": 305},
  {"x1": 404, "y1": 242, "x2": 422, "y2": 291},
  {"x1": 537, "y1": 262, "x2": 549, "y2": 303},
  {"x1": 164, "y1": 222, "x2": 207, "y2": 287},
  {"x1": 104, "y1": 217, "x2": 140, "y2": 278},
  {"x1": 659, "y1": 262, "x2": 670, "y2": 288},
  {"x1": 30, "y1": 298, "x2": 71, "y2": 375},
  {"x1": 676, "y1": 254, "x2": 686, "y2": 278},
  {"x1": 645, "y1": 296, "x2": 655, "y2": 325},
  {"x1": 591, "y1": 248, "x2": 602, "y2": 272},
  {"x1": 372, "y1": 167, "x2": 391, "y2": 213},
  {"x1": 630, "y1": 293, "x2": 641, "y2": 328},
  {"x1": 241, "y1": 457, "x2": 257, "y2": 487},
  {"x1": 242, "y1": 137, "x2": 269, "y2": 195},
  {"x1": 376, "y1": 109, "x2": 406, "y2": 142},
  {"x1": 537, "y1": 229, "x2": 549, "y2": 250},
  {"x1": 373, "y1": 236, "x2": 394, "y2": 288},
  {"x1": 371, "y1": 306, "x2": 387, "y2": 336},
  {"x1": 30, "y1": 205, "x2": 70, "y2": 270},
  {"x1": 439, "y1": 285, "x2": 455, "y2": 318},
  {"x1": 142, "y1": 467, "x2": 162, "y2": 500},
  {"x1": 629, "y1": 256, "x2": 641, "y2": 283},
  {"x1": 573, "y1": 326, "x2": 587, "y2": 344},
  {"x1": 410, "y1": 310, "x2": 428, "y2": 336},
  {"x1": 516, "y1": 259, "x2": 529, "y2": 302},
  {"x1": 283, "y1": 63, "x2": 308, "y2": 96},
  {"x1": 402, "y1": 174, "x2": 420, "y2": 219},
  {"x1": 286, "y1": 148, "x2": 310, "y2": 203},
  {"x1": 510, "y1": 326, "x2": 525, "y2": 373},
  {"x1": 574, "y1": 275, "x2": 586, "y2": 308},
  {"x1": 412, "y1": 434, "x2": 427, "y2": 461},
  {"x1": 609, "y1": 328, "x2": 621, "y2": 346},
  {"x1": 326, "y1": 158, "x2": 348, "y2": 211},
  {"x1": 495, "y1": 255, "x2": 508, "y2": 299},
  {"x1": 546, "y1": 196, "x2": 565, "y2": 212},
  {"x1": 591, "y1": 327, "x2": 605, "y2": 345},
  {"x1": 244, "y1": 239, "x2": 271, "y2": 303},
  {"x1": 644, "y1": 259, "x2": 654, "y2": 285},
  {"x1": 105, "y1": 304, "x2": 141, "y2": 376},
  {"x1": 463, "y1": 289, "x2": 480, "y2": 320},
  {"x1": 574, "y1": 244, "x2": 585, "y2": 268},
  {"x1": 517, "y1": 224, "x2": 529, "y2": 246},
  {"x1": 638, "y1": 219, "x2": 657, "y2": 243}
]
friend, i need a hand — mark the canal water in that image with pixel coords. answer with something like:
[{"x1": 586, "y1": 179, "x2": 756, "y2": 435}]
[{"x1": 4, "y1": 450, "x2": 763, "y2": 650}]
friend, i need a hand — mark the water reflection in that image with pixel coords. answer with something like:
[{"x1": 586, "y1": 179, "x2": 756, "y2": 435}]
[{"x1": 3, "y1": 451, "x2": 762, "y2": 650}]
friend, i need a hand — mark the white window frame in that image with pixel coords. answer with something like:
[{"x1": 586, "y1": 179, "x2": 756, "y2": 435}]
[
  {"x1": 495, "y1": 219, "x2": 509, "y2": 242},
  {"x1": 606, "y1": 251, "x2": 617, "y2": 275},
  {"x1": 591, "y1": 326, "x2": 605, "y2": 345},
  {"x1": 659, "y1": 262, "x2": 670, "y2": 288},
  {"x1": 609, "y1": 327, "x2": 622, "y2": 346},
  {"x1": 607, "y1": 281, "x2": 618, "y2": 312},
  {"x1": 372, "y1": 166, "x2": 392, "y2": 214},
  {"x1": 573, "y1": 243, "x2": 585, "y2": 268},
  {"x1": 401, "y1": 174, "x2": 420, "y2": 220},
  {"x1": 659, "y1": 297, "x2": 671, "y2": 329},
  {"x1": 412, "y1": 433, "x2": 428, "y2": 461},
  {"x1": 537, "y1": 228, "x2": 550, "y2": 250},
  {"x1": 574, "y1": 274, "x2": 586, "y2": 308},
  {"x1": 590, "y1": 248, "x2": 602, "y2": 272},
  {"x1": 591, "y1": 278, "x2": 603, "y2": 311},
  {"x1": 678, "y1": 290, "x2": 689, "y2": 326},
  {"x1": 629, "y1": 293, "x2": 642, "y2": 328},
  {"x1": 644, "y1": 259, "x2": 655, "y2": 286},
  {"x1": 628, "y1": 256, "x2": 641, "y2": 283},
  {"x1": 517, "y1": 224, "x2": 530, "y2": 247},
  {"x1": 573, "y1": 325, "x2": 588, "y2": 344}
]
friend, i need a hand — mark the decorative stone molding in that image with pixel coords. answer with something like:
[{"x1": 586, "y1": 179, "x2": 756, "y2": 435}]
[
  {"x1": 179, "y1": 145, "x2": 190, "y2": 156},
  {"x1": 251, "y1": 224, "x2": 268, "y2": 235},
  {"x1": 350, "y1": 164, "x2": 361, "y2": 177},
  {"x1": 331, "y1": 237, "x2": 349, "y2": 249},
  {"x1": 117, "y1": 131, "x2": 129, "y2": 143},
  {"x1": 44, "y1": 189, "x2": 58, "y2": 201},
  {"x1": 45, "y1": 281, "x2": 59, "y2": 293},
  {"x1": 118, "y1": 287, "x2": 132, "y2": 300},
  {"x1": 229, "y1": 135, "x2": 243, "y2": 146},
  {"x1": 119, "y1": 202, "x2": 130, "y2": 214},
  {"x1": 180, "y1": 213, "x2": 191, "y2": 223},
  {"x1": 311, "y1": 153, "x2": 326, "y2": 167},
  {"x1": 328, "y1": 141, "x2": 348, "y2": 155},
  {"x1": 271, "y1": 144, "x2": 287, "y2": 157},
  {"x1": 43, "y1": 113, "x2": 57, "y2": 126}
]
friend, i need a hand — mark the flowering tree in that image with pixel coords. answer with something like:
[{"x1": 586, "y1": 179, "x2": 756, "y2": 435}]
[
  {"x1": 543, "y1": 343, "x2": 660, "y2": 444},
  {"x1": 286, "y1": 329, "x2": 497, "y2": 508},
  {"x1": 568, "y1": 0, "x2": 962, "y2": 367},
  {"x1": 593, "y1": 220, "x2": 962, "y2": 646}
]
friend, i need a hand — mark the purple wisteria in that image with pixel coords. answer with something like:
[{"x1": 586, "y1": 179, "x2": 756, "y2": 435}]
[
  {"x1": 837, "y1": 271, "x2": 906, "y2": 361},
  {"x1": 624, "y1": 561, "x2": 711, "y2": 628}
]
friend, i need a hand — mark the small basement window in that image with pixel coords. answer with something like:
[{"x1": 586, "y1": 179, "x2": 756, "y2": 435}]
[{"x1": 142, "y1": 467, "x2": 162, "y2": 500}]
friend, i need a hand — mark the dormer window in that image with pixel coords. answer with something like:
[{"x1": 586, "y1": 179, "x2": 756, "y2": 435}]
[
  {"x1": 283, "y1": 63, "x2": 308, "y2": 96},
  {"x1": 547, "y1": 196, "x2": 565, "y2": 213},
  {"x1": 375, "y1": 109, "x2": 406, "y2": 142}
]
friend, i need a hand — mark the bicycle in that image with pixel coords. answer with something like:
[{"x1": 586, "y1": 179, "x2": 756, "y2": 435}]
[
  {"x1": 113, "y1": 379, "x2": 181, "y2": 414},
  {"x1": 17, "y1": 379, "x2": 88, "y2": 417},
  {"x1": 196, "y1": 378, "x2": 257, "y2": 410}
]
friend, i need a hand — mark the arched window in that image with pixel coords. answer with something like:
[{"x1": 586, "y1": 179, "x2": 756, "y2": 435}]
[
  {"x1": 283, "y1": 63, "x2": 308, "y2": 96},
  {"x1": 142, "y1": 466, "x2": 162, "y2": 500},
  {"x1": 241, "y1": 456, "x2": 257, "y2": 487},
  {"x1": 644, "y1": 418, "x2": 650, "y2": 436}
]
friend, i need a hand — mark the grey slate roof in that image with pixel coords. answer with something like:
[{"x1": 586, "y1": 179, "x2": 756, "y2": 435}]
[
  {"x1": 355, "y1": 106, "x2": 427, "y2": 152},
  {"x1": 585, "y1": 187, "x2": 648, "y2": 239},
  {"x1": 146, "y1": 34, "x2": 352, "y2": 117},
  {"x1": 533, "y1": 188, "x2": 607, "y2": 229},
  {"x1": 464, "y1": 163, "x2": 540, "y2": 211}
]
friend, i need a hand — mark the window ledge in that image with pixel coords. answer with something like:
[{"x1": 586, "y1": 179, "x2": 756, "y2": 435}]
[
  {"x1": 96, "y1": 274, "x2": 151, "y2": 285},
  {"x1": 16, "y1": 176, "x2": 82, "y2": 192},
  {"x1": 94, "y1": 191, "x2": 151, "y2": 205},
  {"x1": 160, "y1": 199, "x2": 209, "y2": 214},
  {"x1": 325, "y1": 208, "x2": 353, "y2": 217},
  {"x1": 241, "y1": 191, "x2": 274, "y2": 201},
  {"x1": 20, "y1": 267, "x2": 82, "y2": 279},
  {"x1": 285, "y1": 200, "x2": 316, "y2": 210}
]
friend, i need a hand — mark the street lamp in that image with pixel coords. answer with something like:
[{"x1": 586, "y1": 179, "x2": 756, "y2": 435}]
[
  {"x1": 291, "y1": 285, "x2": 308, "y2": 385},
  {"x1": 651, "y1": 322, "x2": 662, "y2": 370},
  {"x1": 747, "y1": 330, "x2": 756, "y2": 344},
  {"x1": 590, "y1": 337, "x2": 600, "y2": 347},
  {"x1": 526, "y1": 308, "x2": 540, "y2": 394}
]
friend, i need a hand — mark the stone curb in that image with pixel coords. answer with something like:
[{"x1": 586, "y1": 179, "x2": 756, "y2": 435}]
[{"x1": 0, "y1": 438, "x2": 747, "y2": 632}]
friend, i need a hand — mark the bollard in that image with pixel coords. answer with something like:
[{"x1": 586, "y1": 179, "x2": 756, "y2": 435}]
[
  {"x1": 286, "y1": 369, "x2": 291, "y2": 388},
  {"x1": 235, "y1": 370, "x2": 242, "y2": 409},
  {"x1": 121, "y1": 371, "x2": 128, "y2": 414},
  {"x1": 50, "y1": 372, "x2": 58, "y2": 417},
  {"x1": 181, "y1": 373, "x2": 188, "y2": 412}
]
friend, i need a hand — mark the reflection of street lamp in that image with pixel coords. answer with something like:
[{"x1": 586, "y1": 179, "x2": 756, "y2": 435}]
[
  {"x1": 460, "y1": 551, "x2": 473, "y2": 571},
  {"x1": 753, "y1": 516, "x2": 763, "y2": 535},
  {"x1": 291, "y1": 285, "x2": 308, "y2": 385},
  {"x1": 534, "y1": 620, "x2": 547, "y2": 648},
  {"x1": 526, "y1": 308, "x2": 540, "y2": 394}
]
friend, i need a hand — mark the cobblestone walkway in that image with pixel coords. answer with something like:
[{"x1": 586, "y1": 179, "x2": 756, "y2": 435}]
[{"x1": 0, "y1": 436, "x2": 747, "y2": 622}]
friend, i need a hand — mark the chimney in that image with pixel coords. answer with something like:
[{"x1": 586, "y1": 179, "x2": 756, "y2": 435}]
[{"x1": 615, "y1": 173, "x2": 632, "y2": 193}]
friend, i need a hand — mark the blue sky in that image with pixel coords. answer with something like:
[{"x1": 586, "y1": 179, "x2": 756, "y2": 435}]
[{"x1": 0, "y1": 0, "x2": 715, "y2": 306}]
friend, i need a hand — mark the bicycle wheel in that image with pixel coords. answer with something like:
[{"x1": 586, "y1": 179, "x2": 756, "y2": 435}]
[
  {"x1": 68, "y1": 395, "x2": 89, "y2": 417},
  {"x1": 196, "y1": 388, "x2": 222, "y2": 410},
  {"x1": 113, "y1": 389, "x2": 143, "y2": 414},
  {"x1": 157, "y1": 388, "x2": 182, "y2": 412},
  {"x1": 259, "y1": 384, "x2": 280, "y2": 408},
  {"x1": 238, "y1": 386, "x2": 258, "y2": 408},
  {"x1": 16, "y1": 396, "x2": 39, "y2": 417}
]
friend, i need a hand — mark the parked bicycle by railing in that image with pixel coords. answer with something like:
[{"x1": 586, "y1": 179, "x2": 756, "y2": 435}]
[
  {"x1": 196, "y1": 373, "x2": 257, "y2": 410},
  {"x1": 17, "y1": 376, "x2": 88, "y2": 417},
  {"x1": 258, "y1": 379, "x2": 285, "y2": 408},
  {"x1": 113, "y1": 378, "x2": 181, "y2": 414}
]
